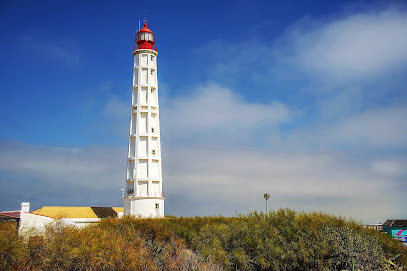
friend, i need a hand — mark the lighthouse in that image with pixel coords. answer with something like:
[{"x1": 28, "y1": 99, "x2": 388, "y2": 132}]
[{"x1": 123, "y1": 23, "x2": 164, "y2": 217}]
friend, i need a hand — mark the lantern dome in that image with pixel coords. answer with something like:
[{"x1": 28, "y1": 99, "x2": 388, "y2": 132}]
[
  {"x1": 139, "y1": 23, "x2": 153, "y2": 34},
  {"x1": 135, "y1": 23, "x2": 156, "y2": 50}
]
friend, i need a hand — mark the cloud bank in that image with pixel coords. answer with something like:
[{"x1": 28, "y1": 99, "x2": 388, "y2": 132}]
[{"x1": 1, "y1": 141, "x2": 405, "y2": 223}]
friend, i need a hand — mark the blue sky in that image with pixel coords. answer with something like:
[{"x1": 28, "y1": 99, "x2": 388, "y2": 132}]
[{"x1": 1, "y1": 0, "x2": 406, "y2": 223}]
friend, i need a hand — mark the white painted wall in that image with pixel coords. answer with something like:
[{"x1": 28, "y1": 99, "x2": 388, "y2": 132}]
[
  {"x1": 19, "y1": 214, "x2": 117, "y2": 232},
  {"x1": 19, "y1": 212, "x2": 54, "y2": 235},
  {"x1": 124, "y1": 198, "x2": 164, "y2": 218},
  {"x1": 59, "y1": 218, "x2": 102, "y2": 228}
]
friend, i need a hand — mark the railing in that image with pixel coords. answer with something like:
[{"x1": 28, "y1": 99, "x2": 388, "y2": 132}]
[{"x1": 126, "y1": 191, "x2": 165, "y2": 198}]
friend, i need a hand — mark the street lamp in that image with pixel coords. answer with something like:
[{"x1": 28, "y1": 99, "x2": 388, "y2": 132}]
[{"x1": 264, "y1": 193, "x2": 270, "y2": 213}]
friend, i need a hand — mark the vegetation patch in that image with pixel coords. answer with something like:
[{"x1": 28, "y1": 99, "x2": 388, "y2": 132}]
[
  {"x1": 161, "y1": 209, "x2": 407, "y2": 270},
  {"x1": 1, "y1": 209, "x2": 406, "y2": 270}
]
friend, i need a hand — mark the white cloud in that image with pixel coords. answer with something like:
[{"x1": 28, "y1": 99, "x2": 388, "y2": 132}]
[
  {"x1": 258, "y1": 8, "x2": 407, "y2": 150},
  {"x1": 198, "y1": 8, "x2": 407, "y2": 91},
  {"x1": 279, "y1": 8, "x2": 407, "y2": 82},
  {"x1": 161, "y1": 83, "x2": 299, "y2": 146},
  {"x1": 192, "y1": 7, "x2": 407, "y2": 138},
  {"x1": 163, "y1": 147, "x2": 405, "y2": 223},
  {"x1": 0, "y1": 143, "x2": 125, "y2": 191},
  {"x1": 324, "y1": 105, "x2": 407, "y2": 148},
  {"x1": 274, "y1": 104, "x2": 407, "y2": 151},
  {"x1": 371, "y1": 159, "x2": 406, "y2": 177}
]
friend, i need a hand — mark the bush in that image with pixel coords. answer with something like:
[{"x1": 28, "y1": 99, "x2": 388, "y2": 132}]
[
  {"x1": 0, "y1": 218, "x2": 223, "y2": 271},
  {"x1": 162, "y1": 209, "x2": 407, "y2": 270},
  {"x1": 0, "y1": 222, "x2": 26, "y2": 271},
  {"x1": 0, "y1": 210, "x2": 406, "y2": 271}
]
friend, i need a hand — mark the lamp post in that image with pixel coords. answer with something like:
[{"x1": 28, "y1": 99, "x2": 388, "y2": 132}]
[{"x1": 264, "y1": 193, "x2": 270, "y2": 213}]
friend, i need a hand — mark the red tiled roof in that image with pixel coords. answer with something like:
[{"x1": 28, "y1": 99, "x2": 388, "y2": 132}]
[{"x1": 0, "y1": 211, "x2": 21, "y2": 219}]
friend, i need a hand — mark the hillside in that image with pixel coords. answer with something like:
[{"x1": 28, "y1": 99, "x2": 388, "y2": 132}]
[{"x1": 1, "y1": 209, "x2": 406, "y2": 270}]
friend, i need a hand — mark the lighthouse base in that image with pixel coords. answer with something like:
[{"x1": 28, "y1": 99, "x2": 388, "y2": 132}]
[{"x1": 123, "y1": 198, "x2": 164, "y2": 218}]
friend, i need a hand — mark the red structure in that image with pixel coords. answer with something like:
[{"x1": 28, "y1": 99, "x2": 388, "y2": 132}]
[{"x1": 136, "y1": 23, "x2": 156, "y2": 51}]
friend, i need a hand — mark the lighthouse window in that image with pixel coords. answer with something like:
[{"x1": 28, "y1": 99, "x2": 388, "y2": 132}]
[
  {"x1": 150, "y1": 70, "x2": 153, "y2": 75},
  {"x1": 150, "y1": 55, "x2": 154, "y2": 61},
  {"x1": 151, "y1": 128, "x2": 155, "y2": 133},
  {"x1": 152, "y1": 150, "x2": 156, "y2": 155},
  {"x1": 155, "y1": 203, "x2": 159, "y2": 210}
]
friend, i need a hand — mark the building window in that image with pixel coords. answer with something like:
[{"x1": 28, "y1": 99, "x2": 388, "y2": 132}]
[
  {"x1": 150, "y1": 70, "x2": 153, "y2": 75},
  {"x1": 152, "y1": 150, "x2": 156, "y2": 155},
  {"x1": 151, "y1": 89, "x2": 154, "y2": 93},
  {"x1": 150, "y1": 55, "x2": 154, "y2": 61},
  {"x1": 151, "y1": 128, "x2": 155, "y2": 133},
  {"x1": 155, "y1": 203, "x2": 159, "y2": 210}
]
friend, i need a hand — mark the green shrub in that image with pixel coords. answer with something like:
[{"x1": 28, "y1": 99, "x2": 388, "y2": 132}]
[{"x1": 162, "y1": 209, "x2": 407, "y2": 270}]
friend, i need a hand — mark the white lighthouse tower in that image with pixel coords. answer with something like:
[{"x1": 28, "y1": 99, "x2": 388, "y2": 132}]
[{"x1": 123, "y1": 23, "x2": 164, "y2": 217}]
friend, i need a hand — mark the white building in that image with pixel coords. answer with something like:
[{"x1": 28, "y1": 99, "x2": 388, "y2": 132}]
[
  {"x1": 0, "y1": 202, "x2": 54, "y2": 235},
  {"x1": 0, "y1": 202, "x2": 124, "y2": 234},
  {"x1": 123, "y1": 22, "x2": 165, "y2": 217}
]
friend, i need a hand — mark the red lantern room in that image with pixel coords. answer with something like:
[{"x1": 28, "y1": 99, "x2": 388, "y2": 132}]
[{"x1": 136, "y1": 23, "x2": 156, "y2": 51}]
